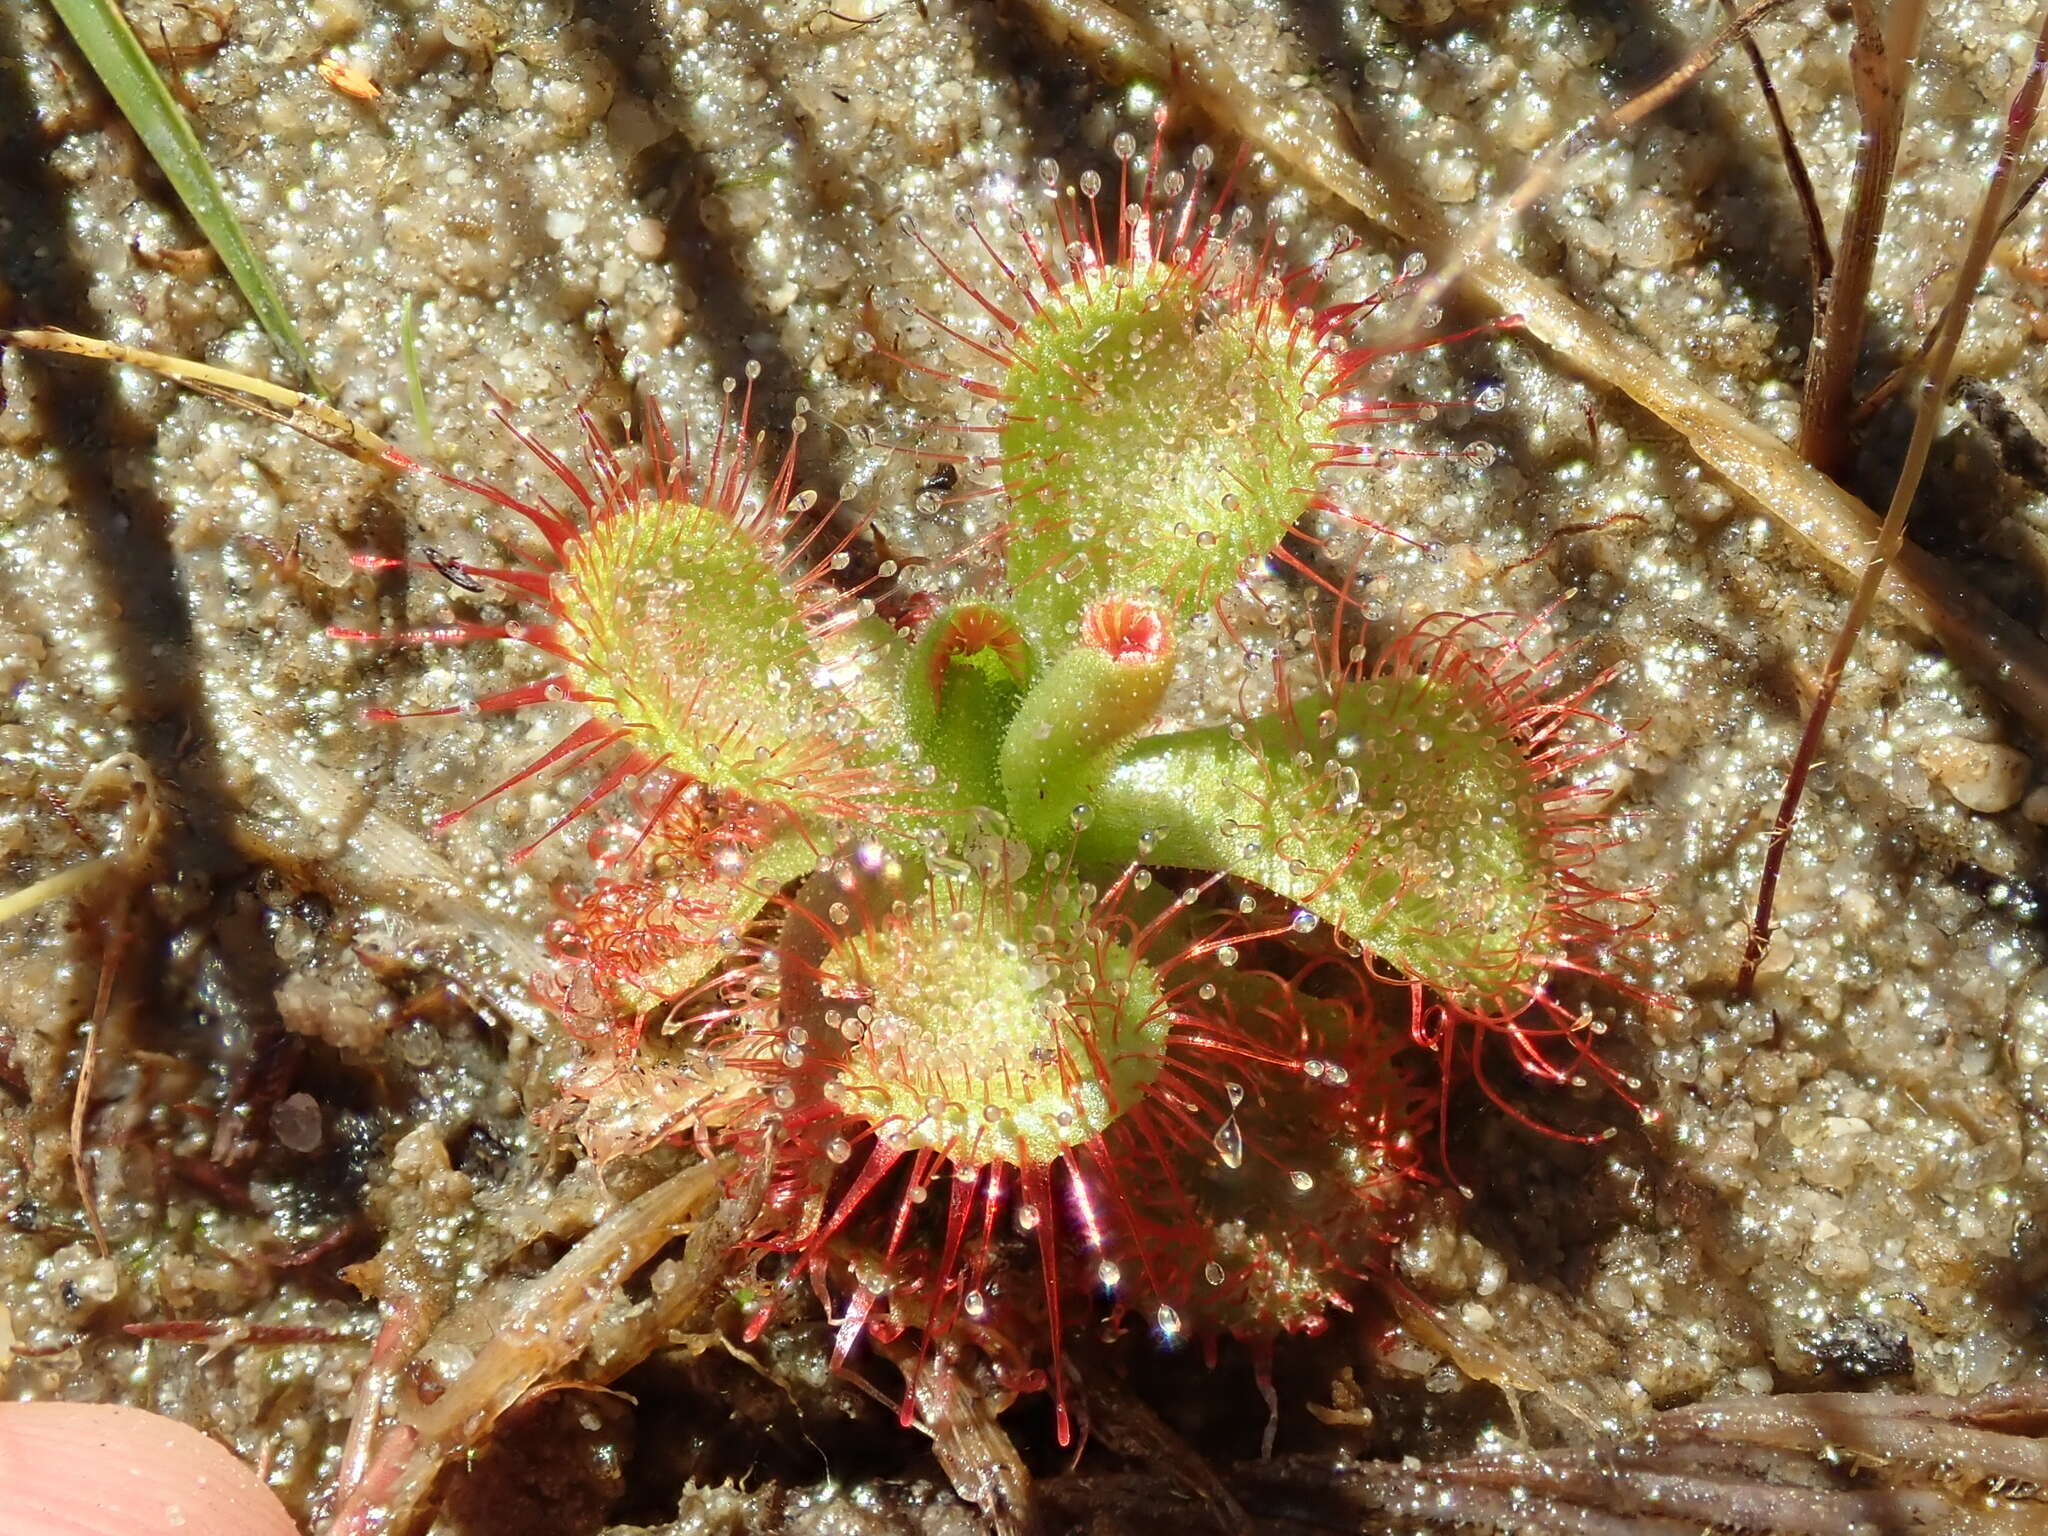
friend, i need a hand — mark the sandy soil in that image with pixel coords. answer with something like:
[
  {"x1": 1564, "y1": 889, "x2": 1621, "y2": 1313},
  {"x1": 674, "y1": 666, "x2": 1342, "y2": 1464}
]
[{"x1": 3, "y1": 0, "x2": 2048, "y2": 1530}]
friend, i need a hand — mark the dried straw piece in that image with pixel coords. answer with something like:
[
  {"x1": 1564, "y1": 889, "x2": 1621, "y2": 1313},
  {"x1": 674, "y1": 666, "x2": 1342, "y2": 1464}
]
[
  {"x1": 328, "y1": 1159, "x2": 722, "y2": 1536},
  {"x1": 1040, "y1": 1384, "x2": 2048, "y2": 1533}
]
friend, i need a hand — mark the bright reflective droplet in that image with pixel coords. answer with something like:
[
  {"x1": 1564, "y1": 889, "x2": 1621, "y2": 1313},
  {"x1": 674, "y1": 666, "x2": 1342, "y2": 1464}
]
[{"x1": 1213, "y1": 1114, "x2": 1243, "y2": 1170}]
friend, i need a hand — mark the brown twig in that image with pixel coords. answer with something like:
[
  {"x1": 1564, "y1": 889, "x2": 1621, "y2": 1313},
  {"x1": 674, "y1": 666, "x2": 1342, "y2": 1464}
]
[
  {"x1": 54, "y1": 756, "x2": 169, "y2": 1256},
  {"x1": 1395, "y1": 0, "x2": 1798, "y2": 332},
  {"x1": 1797, "y1": 0, "x2": 1928, "y2": 477},
  {"x1": 1740, "y1": 6, "x2": 2048, "y2": 993},
  {"x1": 1999, "y1": 158, "x2": 2048, "y2": 236},
  {"x1": 331, "y1": 1305, "x2": 427, "y2": 1514},
  {"x1": 273, "y1": 1220, "x2": 372, "y2": 1271},
  {"x1": 1720, "y1": 0, "x2": 1832, "y2": 302},
  {"x1": 1855, "y1": 155, "x2": 2048, "y2": 424},
  {"x1": 1048, "y1": 1383, "x2": 2048, "y2": 1531}
]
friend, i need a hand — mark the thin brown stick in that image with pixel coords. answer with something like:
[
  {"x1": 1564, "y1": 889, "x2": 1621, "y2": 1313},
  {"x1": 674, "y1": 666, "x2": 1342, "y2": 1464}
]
[
  {"x1": 68, "y1": 913, "x2": 129, "y2": 1258},
  {"x1": 1015, "y1": 0, "x2": 2048, "y2": 740},
  {"x1": 331, "y1": 1307, "x2": 422, "y2": 1511},
  {"x1": 1721, "y1": 0, "x2": 1832, "y2": 298},
  {"x1": 1846, "y1": 323, "x2": 1940, "y2": 424},
  {"x1": 1740, "y1": 7, "x2": 2048, "y2": 993},
  {"x1": 1397, "y1": 0, "x2": 1799, "y2": 331},
  {"x1": 52, "y1": 757, "x2": 162, "y2": 1257},
  {"x1": 1821, "y1": 146, "x2": 2048, "y2": 428},
  {"x1": 1797, "y1": 0, "x2": 1928, "y2": 477},
  {"x1": 1999, "y1": 159, "x2": 2048, "y2": 236}
]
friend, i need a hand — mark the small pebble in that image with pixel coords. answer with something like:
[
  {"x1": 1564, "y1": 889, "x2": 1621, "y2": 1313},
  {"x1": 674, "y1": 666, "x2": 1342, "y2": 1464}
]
[
  {"x1": 1919, "y1": 737, "x2": 2030, "y2": 813},
  {"x1": 626, "y1": 217, "x2": 666, "y2": 259},
  {"x1": 272, "y1": 1092, "x2": 324, "y2": 1153}
]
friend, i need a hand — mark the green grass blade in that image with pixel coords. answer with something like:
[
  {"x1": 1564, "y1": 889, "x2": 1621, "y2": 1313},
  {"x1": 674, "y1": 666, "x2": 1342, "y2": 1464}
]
[{"x1": 48, "y1": 0, "x2": 321, "y2": 391}]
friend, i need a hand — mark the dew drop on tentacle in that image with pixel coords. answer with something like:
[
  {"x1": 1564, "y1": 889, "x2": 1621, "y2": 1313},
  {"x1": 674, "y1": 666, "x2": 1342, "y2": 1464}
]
[{"x1": 1213, "y1": 1113, "x2": 1244, "y2": 1170}]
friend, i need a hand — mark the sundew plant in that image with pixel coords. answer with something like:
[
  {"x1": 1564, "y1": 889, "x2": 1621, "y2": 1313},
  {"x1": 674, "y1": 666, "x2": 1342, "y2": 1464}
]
[
  {"x1": 23, "y1": 2, "x2": 2048, "y2": 1530},
  {"x1": 334, "y1": 120, "x2": 1652, "y2": 1444}
]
